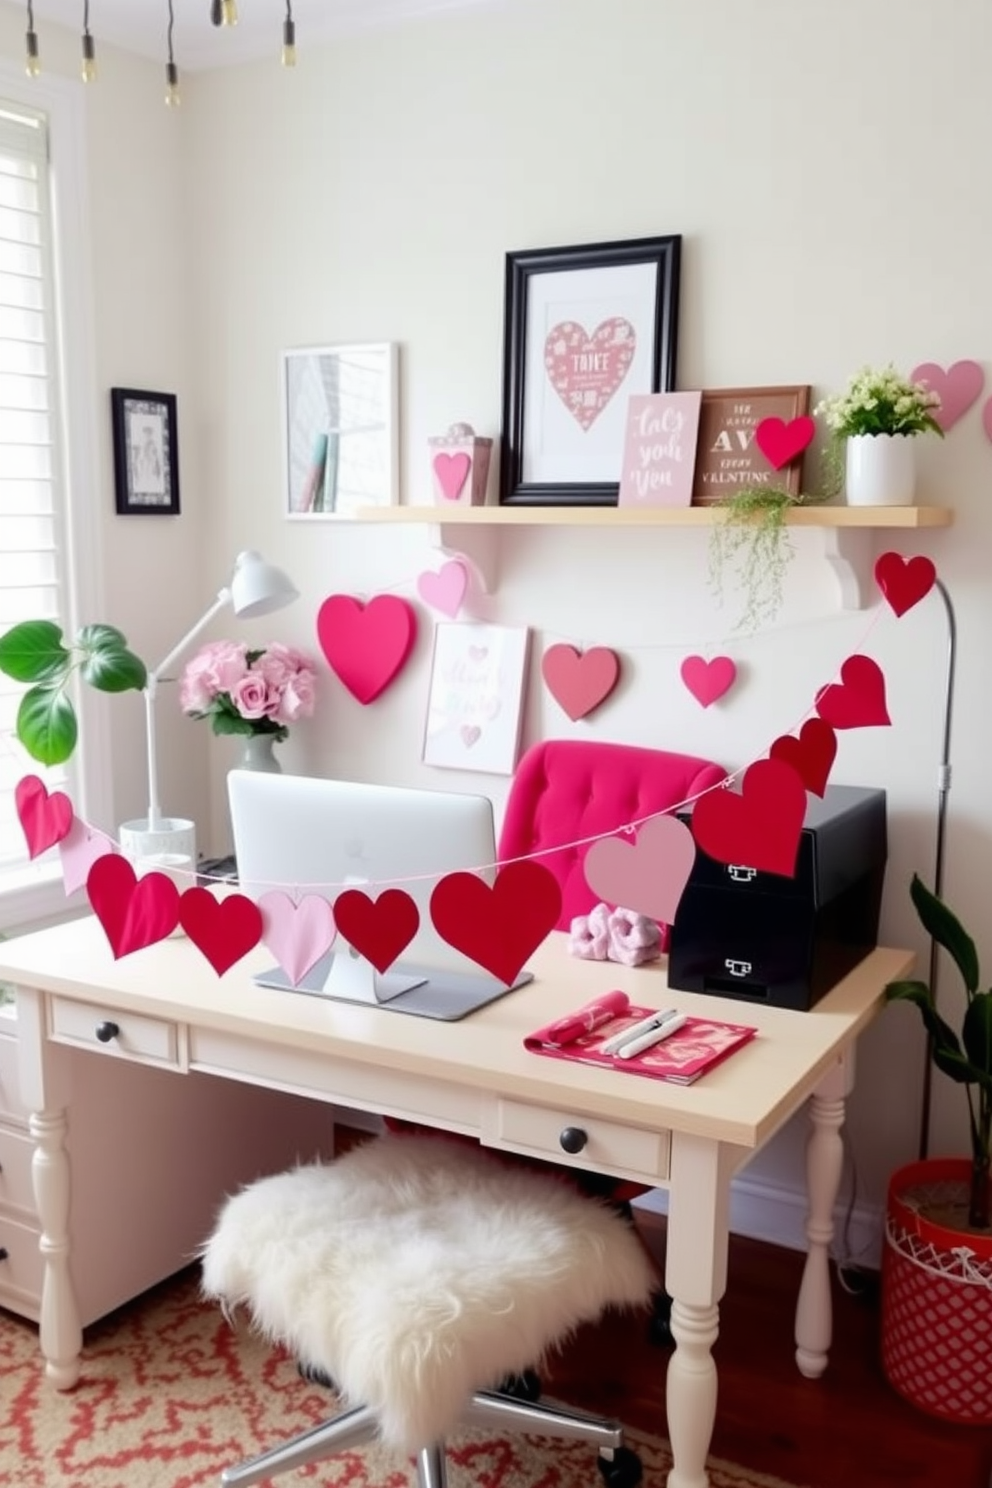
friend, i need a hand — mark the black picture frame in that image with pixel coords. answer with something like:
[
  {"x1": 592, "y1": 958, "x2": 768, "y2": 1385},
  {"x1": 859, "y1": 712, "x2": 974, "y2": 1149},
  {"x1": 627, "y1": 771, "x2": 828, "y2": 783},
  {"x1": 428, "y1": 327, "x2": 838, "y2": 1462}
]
[
  {"x1": 500, "y1": 234, "x2": 681, "y2": 506},
  {"x1": 110, "y1": 387, "x2": 180, "y2": 515}
]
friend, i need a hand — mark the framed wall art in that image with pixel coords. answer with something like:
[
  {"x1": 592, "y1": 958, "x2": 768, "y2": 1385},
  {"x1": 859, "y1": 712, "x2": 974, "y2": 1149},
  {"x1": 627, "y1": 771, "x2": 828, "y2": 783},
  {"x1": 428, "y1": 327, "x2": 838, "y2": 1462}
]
[
  {"x1": 283, "y1": 342, "x2": 399, "y2": 518},
  {"x1": 500, "y1": 234, "x2": 682, "y2": 507},
  {"x1": 692, "y1": 384, "x2": 812, "y2": 505},
  {"x1": 110, "y1": 387, "x2": 179, "y2": 515},
  {"x1": 422, "y1": 621, "x2": 531, "y2": 776}
]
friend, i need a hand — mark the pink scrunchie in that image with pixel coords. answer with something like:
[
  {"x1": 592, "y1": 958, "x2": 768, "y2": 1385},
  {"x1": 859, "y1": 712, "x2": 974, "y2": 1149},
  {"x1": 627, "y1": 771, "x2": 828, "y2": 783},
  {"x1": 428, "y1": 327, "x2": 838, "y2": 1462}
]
[
  {"x1": 607, "y1": 906, "x2": 663, "y2": 967},
  {"x1": 569, "y1": 901, "x2": 611, "y2": 960}
]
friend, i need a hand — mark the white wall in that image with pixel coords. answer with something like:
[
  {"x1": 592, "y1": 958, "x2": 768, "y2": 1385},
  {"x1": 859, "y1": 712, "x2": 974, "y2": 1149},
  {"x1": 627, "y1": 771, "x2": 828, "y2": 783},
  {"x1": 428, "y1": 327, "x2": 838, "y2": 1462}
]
[{"x1": 5, "y1": 0, "x2": 992, "y2": 1248}]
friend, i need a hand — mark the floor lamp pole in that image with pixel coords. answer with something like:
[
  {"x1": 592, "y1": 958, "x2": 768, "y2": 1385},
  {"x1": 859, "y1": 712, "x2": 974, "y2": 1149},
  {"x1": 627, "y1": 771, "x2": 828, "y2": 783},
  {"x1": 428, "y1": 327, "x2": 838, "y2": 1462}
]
[{"x1": 917, "y1": 577, "x2": 957, "y2": 1160}]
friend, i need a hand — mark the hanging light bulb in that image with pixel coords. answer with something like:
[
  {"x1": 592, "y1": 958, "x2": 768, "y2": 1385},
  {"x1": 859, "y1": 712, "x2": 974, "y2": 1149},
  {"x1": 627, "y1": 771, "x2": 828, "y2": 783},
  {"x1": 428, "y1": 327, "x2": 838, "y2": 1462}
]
[
  {"x1": 282, "y1": 1, "x2": 296, "y2": 67},
  {"x1": 25, "y1": 0, "x2": 40, "y2": 78},
  {"x1": 221, "y1": 0, "x2": 239, "y2": 24},
  {"x1": 164, "y1": 0, "x2": 180, "y2": 106},
  {"x1": 81, "y1": 0, "x2": 97, "y2": 83}
]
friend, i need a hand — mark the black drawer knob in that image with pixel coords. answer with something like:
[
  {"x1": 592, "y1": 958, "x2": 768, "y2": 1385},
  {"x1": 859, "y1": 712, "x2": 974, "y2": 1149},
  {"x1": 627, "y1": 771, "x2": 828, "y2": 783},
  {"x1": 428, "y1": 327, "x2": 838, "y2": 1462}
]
[
  {"x1": 95, "y1": 1021, "x2": 120, "y2": 1043},
  {"x1": 559, "y1": 1126, "x2": 588, "y2": 1155},
  {"x1": 0, "y1": 1247, "x2": 8, "y2": 1262}
]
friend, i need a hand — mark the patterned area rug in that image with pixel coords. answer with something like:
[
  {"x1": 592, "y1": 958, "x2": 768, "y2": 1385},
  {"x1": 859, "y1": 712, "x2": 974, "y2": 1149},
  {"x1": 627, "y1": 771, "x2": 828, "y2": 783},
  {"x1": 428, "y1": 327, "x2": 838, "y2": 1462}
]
[{"x1": 0, "y1": 1271, "x2": 804, "y2": 1487}]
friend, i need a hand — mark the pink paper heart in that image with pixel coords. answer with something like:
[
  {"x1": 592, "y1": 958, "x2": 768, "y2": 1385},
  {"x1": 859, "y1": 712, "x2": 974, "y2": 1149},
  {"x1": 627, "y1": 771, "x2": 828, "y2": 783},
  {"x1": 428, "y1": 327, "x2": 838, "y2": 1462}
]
[
  {"x1": 258, "y1": 891, "x2": 337, "y2": 987},
  {"x1": 460, "y1": 725, "x2": 481, "y2": 747},
  {"x1": 910, "y1": 360, "x2": 984, "y2": 432},
  {"x1": 15, "y1": 775, "x2": 74, "y2": 859},
  {"x1": 680, "y1": 655, "x2": 737, "y2": 708},
  {"x1": 416, "y1": 559, "x2": 468, "y2": 618},
  {"x1": 433, "y1": 451, "x2": 471, "y2": 501},
  {"x1": 583, "y1": 814, "x2": 697, "y2": 925},
  {"x1": 754, "y1": 415, "x2": 815, "y2": 470},
  {"x1": 544, "y1": 317, "x2": 636, "y2": 431},
  {"x1": 316, "y1": 594, "x2": 417, "y2": 704},
  {"x1": 58, "y1": 818, "x2": 118, "y2": 896},
  {"x1": 541, "y1": 644, "x2": 621, "y2": 721}
]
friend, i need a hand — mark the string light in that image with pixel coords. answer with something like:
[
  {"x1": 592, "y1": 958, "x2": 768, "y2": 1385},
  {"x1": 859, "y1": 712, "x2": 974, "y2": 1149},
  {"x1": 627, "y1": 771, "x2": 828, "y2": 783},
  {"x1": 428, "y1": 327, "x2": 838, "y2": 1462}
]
[
  {"x1": 165, "y1": 0, "x2": 180, "y2": 107},
  {"x1": 81, "y1": 0, "x2": 97, "y2": 84},
  {"x1": 282, "y1": 0, "x2": 296, "y2": 67},
  {"x1": 25, "y1": 0, "x2": 40, "y2": 78}
]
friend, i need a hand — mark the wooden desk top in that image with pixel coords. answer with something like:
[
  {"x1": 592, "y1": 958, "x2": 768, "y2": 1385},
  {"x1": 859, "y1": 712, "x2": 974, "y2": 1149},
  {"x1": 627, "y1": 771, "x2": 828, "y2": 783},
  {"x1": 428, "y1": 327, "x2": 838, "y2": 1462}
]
[{"x1": 0, "y1": 918, "x2": 913, "y2": 1151}]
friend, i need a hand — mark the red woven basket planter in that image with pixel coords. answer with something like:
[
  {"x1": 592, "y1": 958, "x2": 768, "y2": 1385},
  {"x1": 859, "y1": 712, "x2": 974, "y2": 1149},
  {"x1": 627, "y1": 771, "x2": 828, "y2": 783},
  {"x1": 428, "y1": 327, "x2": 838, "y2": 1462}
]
[{"x1": 881, "y1": 1157, "x2": 992, "y2": 1425}]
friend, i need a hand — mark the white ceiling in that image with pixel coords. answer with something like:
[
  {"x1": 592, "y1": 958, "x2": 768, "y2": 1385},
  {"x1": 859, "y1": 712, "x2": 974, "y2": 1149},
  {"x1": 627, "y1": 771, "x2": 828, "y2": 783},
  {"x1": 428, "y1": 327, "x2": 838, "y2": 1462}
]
[{"x1": 26, "y1": 0, "x2": 497, "y2": 71}]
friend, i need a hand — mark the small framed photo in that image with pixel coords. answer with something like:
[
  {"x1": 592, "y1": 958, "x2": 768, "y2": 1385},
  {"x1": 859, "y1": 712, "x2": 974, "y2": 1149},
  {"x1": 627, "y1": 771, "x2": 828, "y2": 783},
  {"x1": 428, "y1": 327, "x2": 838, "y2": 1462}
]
[
  {"x1": 500, "y1": 234, "x2": 681, "y2": 507},
  {"x1": 692, "y1": 385, "x2": 811, "y2": 505},
  {"x1": 422, "y1": 622, "x2": 531, "y2": 776},
  {"x1": 283, "y1": 342, "x2": 399, "y2": 518},
  {"x1": 110, "y1": 388, "x2": 179, "y2": 515}
]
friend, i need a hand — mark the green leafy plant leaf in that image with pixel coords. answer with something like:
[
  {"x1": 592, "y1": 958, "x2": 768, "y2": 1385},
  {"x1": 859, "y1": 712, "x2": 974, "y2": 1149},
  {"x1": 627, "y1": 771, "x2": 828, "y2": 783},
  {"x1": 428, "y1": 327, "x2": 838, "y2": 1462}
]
[
  {"x1": 16, "y1": 686, "x2": 78, "y2": 766},
  {"x1": 910, "y1": 873, "x2": 979, "y2": 994},
  {"x1": 80, "y1": 645, "x2": 147, "y2": 693},
  {"x1": 0, "y1": 620, "x2": 70, "y2": 684}
]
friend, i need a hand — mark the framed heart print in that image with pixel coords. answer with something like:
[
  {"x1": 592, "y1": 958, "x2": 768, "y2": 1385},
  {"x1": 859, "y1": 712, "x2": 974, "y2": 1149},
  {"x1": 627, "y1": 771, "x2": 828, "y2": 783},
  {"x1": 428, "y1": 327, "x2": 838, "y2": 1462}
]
[{"x1": 499, "y1": 235, "x2": 681, "y2": 506}]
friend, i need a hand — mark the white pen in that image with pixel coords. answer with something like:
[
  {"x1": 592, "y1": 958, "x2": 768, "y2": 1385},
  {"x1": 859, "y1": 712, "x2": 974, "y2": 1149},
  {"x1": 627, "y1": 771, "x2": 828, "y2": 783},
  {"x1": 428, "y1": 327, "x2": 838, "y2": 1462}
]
[
  {"x1": 616, "y1": 1013, "x2": 689, "y2": 1060},
  {"x1": 600, "y1": 1008, "x2": 679, "y2": 1057}
]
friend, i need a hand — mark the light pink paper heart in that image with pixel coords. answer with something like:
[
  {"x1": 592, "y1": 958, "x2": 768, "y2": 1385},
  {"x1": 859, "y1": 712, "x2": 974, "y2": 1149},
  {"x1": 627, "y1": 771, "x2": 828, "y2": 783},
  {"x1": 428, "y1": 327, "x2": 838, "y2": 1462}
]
[
  {"x1": 433, "y1": 451, "x2": 471, "y2": 501},
  {"x1": 416, "y1": 559, "x2": 468, "y2": 618},
  {"x1": 910, "y1": 360, "x2": 984, "y2": 432},
  {"x1": 460, "y1": 725, "x2": 481, "y2": 747},
  {"x1": 583, "y1": 815, "x2": 697, "y2": 924},
  {"x1": 544, "y1": 317, "x2": 636, "y2": 431},
  {"x1": 541, "y1": 644, "x2": 620, "y2": 720},
  {"x1": 258, "y1": 891, "x2": 336, "y2": 988},
  {"x1": 58, "y1": 818, "x2": 118, "y2": 896},
  {"x1": 681, "y1": 654, "x2": 737, "y2": 707}
]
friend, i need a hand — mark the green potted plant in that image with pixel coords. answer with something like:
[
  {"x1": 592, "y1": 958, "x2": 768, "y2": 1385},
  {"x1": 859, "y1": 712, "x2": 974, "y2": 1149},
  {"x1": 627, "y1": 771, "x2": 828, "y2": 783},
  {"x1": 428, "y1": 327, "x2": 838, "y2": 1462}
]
[
  {"x1": 814, "y1": 364, "x2": 943, "y2": 507},
  {"x1": 881, "y1": 873, "x2": 991, "y2": 1424},
  {"x1": 0, "y1": 620, "x2": 146, "y2": 766}
]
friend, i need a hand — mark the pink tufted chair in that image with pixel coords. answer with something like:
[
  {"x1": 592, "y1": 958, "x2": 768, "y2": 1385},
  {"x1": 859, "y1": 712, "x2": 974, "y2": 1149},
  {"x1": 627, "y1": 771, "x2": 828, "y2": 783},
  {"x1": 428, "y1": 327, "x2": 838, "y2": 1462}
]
[{"x1": 497, "y1": 738, "x2": 727, "y2": 930}]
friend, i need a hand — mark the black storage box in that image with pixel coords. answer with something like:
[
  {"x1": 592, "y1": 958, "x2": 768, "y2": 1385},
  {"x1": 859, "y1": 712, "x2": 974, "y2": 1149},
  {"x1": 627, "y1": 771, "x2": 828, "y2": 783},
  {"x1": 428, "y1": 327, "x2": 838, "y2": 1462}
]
[{"x1": 668, "y1": 784, "x2": 887, "y2": 1012}]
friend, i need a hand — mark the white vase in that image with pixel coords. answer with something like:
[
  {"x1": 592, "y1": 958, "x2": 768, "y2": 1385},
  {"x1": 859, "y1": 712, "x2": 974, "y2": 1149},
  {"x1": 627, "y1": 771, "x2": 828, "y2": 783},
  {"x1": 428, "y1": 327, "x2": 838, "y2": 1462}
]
[
  {"x1": 239, "y1": 734, "x2": 283, "y2": 773},
  {"x1": 845, "y1": 433, "x2": 917, "y2": 507}
]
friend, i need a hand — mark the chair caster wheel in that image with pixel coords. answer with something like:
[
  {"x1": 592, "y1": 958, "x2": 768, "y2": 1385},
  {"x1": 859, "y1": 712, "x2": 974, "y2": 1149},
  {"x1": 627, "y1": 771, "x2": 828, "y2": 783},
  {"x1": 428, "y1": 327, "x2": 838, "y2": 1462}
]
[
  {"x1": 598, "y1": 1445, "x2": 643, "y2": 1488},
  {"x1": 498, "y1": 1368, "x2": 542, "y2": 1402}
]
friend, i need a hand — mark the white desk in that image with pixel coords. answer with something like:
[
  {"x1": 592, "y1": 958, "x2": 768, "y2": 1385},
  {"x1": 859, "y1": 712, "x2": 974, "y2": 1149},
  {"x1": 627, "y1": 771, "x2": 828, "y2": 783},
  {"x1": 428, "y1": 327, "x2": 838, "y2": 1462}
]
[{"x1": 0, "y1": 918, "x2": 912, "y2": 1488}]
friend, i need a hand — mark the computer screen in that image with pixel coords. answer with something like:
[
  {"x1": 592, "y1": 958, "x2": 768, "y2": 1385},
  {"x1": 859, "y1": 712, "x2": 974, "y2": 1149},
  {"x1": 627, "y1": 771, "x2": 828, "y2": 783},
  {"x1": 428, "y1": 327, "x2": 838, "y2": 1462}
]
[{"x1": 227, "y1": 769, "x2": 531, "y2": 1019}]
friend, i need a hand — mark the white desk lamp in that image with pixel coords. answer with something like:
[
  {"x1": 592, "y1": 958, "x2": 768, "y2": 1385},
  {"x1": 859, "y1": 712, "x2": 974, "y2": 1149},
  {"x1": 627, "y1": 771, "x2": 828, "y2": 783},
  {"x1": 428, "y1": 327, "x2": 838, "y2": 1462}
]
[{"x1": 119, "y1": 550, "x2": 299, "y2": 867}]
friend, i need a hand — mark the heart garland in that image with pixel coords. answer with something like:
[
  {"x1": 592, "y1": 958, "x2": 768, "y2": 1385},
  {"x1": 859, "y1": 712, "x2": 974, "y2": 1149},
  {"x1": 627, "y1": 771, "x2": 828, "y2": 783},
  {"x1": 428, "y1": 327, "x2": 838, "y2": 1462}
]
[
  {"x1": 430, "y1": 861, "x2": 562, "y2": 987},
  {"x1": 874, "y1": 551, "x2": 936, "y2": 618},
  {"x1": 768, "y1": 718, "x2": 837, "y2": 798},
  {"x1": 58, "y1": 818, "x2": 118, "y2": 896},
  {"x1": 583, "y1": 813, "x2": 696, "y2": 924},
  {"x1": 258, "y1": 891, "x2": 337, "y2": 987},
  {"x1": 16, "y1": 775, "x2": 74, "y2": 859},
  {"x1": 88, "y1": 854, "x2": 181, "y2": 957},
  {"x1": 316, "y1": 594, "x2": 417, "y2": 704},
  {"x1": 333, "y1": 888, "x2": 420, "y2": 974},
  {"x1": 815, "y1": 654, "x2": 891, "y2": 730},
  {"x1": 416, "y1": 559, "x2": 469, "y2": 618},
  {"x1": 541, "y1": 644, "x2": 621, "y2": 721},
  {"x1": 690, "y1": 759, "x2": 809, "y2": 879},
  {"x1": 179, "y1": 888, "x2": 263, "y2": 976}
]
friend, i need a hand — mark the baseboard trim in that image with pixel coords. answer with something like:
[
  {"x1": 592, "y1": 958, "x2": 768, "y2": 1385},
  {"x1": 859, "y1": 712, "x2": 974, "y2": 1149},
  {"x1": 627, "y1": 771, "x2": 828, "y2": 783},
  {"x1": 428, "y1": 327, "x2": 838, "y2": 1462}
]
[{"x1": 633, "y1": 1173, "x2": 883, "y2": 1271}]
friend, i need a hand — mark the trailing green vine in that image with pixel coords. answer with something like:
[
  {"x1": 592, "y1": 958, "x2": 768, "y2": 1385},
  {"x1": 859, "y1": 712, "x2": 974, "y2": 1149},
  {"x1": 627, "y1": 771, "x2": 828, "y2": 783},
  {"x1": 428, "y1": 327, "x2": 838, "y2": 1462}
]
[{"x1": 706, "y1": 440, "x2": 843, "y2": 634}]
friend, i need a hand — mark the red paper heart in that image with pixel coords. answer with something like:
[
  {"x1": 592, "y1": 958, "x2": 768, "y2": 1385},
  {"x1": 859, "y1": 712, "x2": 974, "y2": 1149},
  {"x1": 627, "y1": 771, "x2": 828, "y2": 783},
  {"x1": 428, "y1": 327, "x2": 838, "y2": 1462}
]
[
  {"x1": 332, "y1": 888, "x2": 420, "y2": 974},
  {"x1": 87, "y1": 854, "x2": 181, "y2": 957},
  {"x1": 179, "y1": 887, "x2": 262, "y2": 975},
  {"x1": 430, "y1": 861, "x2": 562, "y2": 986},
  {"x1": 874, "y1": 551, "x2": 936, "y2": 618},
  {"x1": 15, "y1": 775, "x2": 74, "y2": 859},
  {"x1": 910, "y1": 360, "x2": 984, "y2": 433},
  {"x1": 815, "y1": 655, "x2": 891, "y2": 730},
  {"x1": 680, "y1": 655, "x2": 737, "y2": 708},
  {"x1": 690, "y1": 759, "x2": 808, "y2": 879},
  {"x1": 541, "y1": 644, "x2": 620, "y2": 721},
  {"x1": 769, "y1": 718, "x2": 837, "y2": 798},
  {"x1": 316, "y1": 594, "x2": 417, "y2": 704},
  {"x1": 754, "y1": 415, "x2": 815, "y2": 471}
]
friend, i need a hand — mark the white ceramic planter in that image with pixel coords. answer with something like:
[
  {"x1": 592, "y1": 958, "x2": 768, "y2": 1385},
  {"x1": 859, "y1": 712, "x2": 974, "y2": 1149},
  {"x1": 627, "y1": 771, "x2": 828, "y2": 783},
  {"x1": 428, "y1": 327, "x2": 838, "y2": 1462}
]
[{"x1": 845, "y1": 432, "x2": 916, "y2": 506}]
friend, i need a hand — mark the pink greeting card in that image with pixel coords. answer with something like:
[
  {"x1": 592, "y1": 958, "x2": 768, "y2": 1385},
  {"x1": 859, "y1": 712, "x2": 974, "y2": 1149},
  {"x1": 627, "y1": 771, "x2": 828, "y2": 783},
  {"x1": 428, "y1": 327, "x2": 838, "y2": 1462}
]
[{"x1": 617, "y1": 391, "x2": 703, "y2": 508}]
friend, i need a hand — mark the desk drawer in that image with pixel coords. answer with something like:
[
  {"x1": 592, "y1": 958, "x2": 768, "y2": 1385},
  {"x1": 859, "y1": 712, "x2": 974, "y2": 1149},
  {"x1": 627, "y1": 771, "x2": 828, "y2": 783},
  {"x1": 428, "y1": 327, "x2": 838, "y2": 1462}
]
[
  {"x1": 0, "y1": 1124, "x2": 35, "y2": 1215},
  {"x1": 0, "y1": 1211, "x2": 43, "y2": 1307},
  {"x1": 484, "y1": 1099, "x2": 670, "y2": 1187},
  {"x1": 49, "y1": 998, "x2": 182, "y2": 1069}
]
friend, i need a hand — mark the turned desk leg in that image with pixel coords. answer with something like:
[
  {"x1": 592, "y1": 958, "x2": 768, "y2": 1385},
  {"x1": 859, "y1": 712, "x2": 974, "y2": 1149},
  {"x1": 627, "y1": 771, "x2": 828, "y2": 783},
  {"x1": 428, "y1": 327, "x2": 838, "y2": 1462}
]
[
  {"x1": 664, "y1": 1133, "x2": 735, "y2": 1488},
  {"x1": 795, "y1": 1054, "x2": 851, "y2": 1380}
]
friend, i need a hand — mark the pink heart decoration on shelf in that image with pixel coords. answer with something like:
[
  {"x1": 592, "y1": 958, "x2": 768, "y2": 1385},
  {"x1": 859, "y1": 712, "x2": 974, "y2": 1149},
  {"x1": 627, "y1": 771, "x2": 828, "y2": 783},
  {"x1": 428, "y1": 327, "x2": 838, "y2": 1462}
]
[
  {"x1": 544, "y1": 318, "x2": 636, "y2": 431},
  {"x1": 15, "y1": 775, "x2": 74, "y2": 859},
  {"x1": 815, "y1": 655, "x2": 891, "y2": 730},
  {"x1": 691, "y1": 759, "x2": 808, "y2": 879},
  {"x1": 87, "y1": 854, "x2": 181, "y2": 958},
  {"x1": 58, "y1": 817, "x2": 118, "y2": 896},
  {"x1": 541, "y1": 644, "x2": 621, "y2": 721},
  {"x1": 754, "y1": 415, "x2": 816, "y2": 470},
  {"x1": 910, "y1": 360, "x2": 984, "y2": 432},
  {"x1": 316, "y1": 594, "x2": 417, "y2": 704},
  {"x1": 258, "y1": 891, "x2": 337, "y2": 988},
  {"x1": 432, "y1": 451, "x2": 471, "y2": 501},
  {"x1": 680, "y1": 654, "x2": 737, "y2": 708},
  {"x1": 179, "y1": 888, "x2": 263, "y2": 976},
  {"x1": 583, "y1": 814, "x2": 697, "y2": 924},
  {"x1": 874, "y1": 551, "x2": 937, "y2": 617},
  {"x1": 416, "y1": 559, "x2": 469, "y2": 618}
]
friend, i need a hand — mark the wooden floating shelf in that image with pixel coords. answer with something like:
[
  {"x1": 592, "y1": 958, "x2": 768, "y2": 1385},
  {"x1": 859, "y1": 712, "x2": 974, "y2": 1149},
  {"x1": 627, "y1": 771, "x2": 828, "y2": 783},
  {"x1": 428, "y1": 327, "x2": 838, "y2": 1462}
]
[{"x1": 355, "y1": 504, "x2": 953, "y2": 529}]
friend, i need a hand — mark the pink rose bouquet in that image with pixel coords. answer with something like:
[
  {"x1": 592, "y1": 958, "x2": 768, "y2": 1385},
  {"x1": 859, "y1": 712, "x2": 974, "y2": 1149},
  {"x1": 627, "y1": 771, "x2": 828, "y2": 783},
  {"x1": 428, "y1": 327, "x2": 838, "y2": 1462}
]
[{"x1": 179, "y1": 640, "x2": 316, "y2": 742}]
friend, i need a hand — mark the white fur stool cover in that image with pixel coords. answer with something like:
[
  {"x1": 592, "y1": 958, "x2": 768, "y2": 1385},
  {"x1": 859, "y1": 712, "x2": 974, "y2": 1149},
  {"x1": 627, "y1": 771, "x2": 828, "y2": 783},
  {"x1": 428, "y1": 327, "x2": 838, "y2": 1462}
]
[{"x1": 201, "y1": 1134, "x2": 656, "y2": 1453}]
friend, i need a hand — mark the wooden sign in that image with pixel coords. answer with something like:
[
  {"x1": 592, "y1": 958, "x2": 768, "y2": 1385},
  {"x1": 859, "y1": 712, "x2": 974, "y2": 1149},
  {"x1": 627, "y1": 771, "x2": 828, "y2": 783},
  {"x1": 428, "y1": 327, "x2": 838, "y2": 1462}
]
[
  {"x1": 691, "y1": 385, "x2": 811, "y2": 505},
  {"x1": 617, "y1": 391, "x2": 702, "y2": 508}
]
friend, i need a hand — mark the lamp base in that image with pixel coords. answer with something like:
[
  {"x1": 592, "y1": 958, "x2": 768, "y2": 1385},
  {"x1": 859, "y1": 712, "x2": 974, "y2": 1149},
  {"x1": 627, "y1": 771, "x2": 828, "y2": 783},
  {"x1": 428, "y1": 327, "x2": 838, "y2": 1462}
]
[{"x1": 120, "y1": 817, "x2": 197, "y2": 869}]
